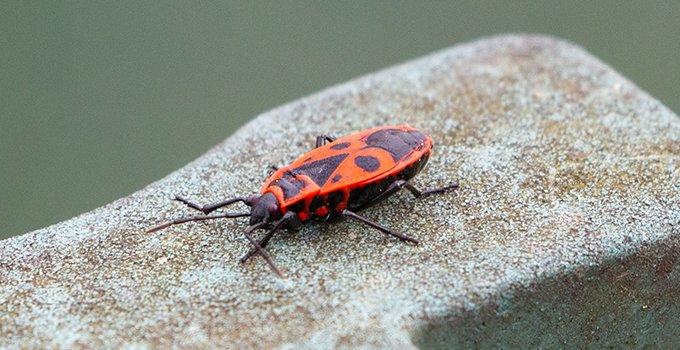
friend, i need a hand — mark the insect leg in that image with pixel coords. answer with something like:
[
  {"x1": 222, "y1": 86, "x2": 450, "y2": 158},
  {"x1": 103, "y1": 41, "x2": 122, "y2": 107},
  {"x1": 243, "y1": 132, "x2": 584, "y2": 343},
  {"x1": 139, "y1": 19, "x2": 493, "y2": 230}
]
[
  {"x1": 353, "y1": 179, "x2": 408, "y2": 211},
  {"x1": 174, "y1": 195, "x2": 252, "y2": 214},
  {"x1": 240, "y1": 212, "x2": 298, "y2": 263},
  {"x1": 342, "y1": 209, "x2": 419, "y2": 244},
  {"x1": 353, "y1": 180, "x2": 458, "y2": 212},
  {"x1": 400, "y1": 181, "x2": 459, "y2": 198},
  {"x1": 315, "y1": 134, "x2": 337, "y2": 148},
  {"x1": 243, "y1": 222, "x2": 283, "y2": 277}
]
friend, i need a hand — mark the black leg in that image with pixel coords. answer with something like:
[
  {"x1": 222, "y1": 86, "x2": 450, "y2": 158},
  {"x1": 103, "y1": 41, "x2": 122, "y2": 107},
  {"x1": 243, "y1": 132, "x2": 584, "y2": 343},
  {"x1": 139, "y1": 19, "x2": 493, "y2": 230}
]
[
  {"x1": 342, "y1": 209, "x2": 419, "y2": 244},
  {"x1": 240, "y1": 212, "x2": 299, "y2": 263},
  {"x1": 315, "y1": 134, "x2": 336, "y2": 148},
  {"x1": 400, "y1": 181, "x2": 459, "y2": 198},
  {"x1": 355, "y1": 180, "x2": 458, "y2": 211},
  {"x1": 354, "y1": 180, "x2": 407, "y2": 211},
  {"x1": 174, "y1": 195, "x2": 251, "y2": 214},
  {"x1": 242, "y1": 222, "x2": 283, "y2": 277}
]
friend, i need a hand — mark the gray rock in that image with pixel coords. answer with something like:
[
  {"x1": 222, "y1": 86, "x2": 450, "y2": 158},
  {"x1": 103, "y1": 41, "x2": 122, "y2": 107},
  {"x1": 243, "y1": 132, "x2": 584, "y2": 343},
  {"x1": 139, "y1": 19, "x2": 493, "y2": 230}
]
[{"x1": 1, "y1": 34, "x2": 678, "y2": 349}]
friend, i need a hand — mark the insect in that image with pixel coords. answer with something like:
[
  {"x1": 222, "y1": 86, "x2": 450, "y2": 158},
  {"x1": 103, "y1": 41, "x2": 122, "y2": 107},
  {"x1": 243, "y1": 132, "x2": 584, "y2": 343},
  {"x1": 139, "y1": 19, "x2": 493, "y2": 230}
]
[{"x1": 148, "y1": 125, "x2": 458, "y2": 276}]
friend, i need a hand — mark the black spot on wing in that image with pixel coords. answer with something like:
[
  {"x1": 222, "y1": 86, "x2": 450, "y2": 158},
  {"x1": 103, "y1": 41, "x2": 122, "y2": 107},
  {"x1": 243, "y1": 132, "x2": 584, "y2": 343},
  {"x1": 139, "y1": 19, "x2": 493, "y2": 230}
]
[
  {"x1": 330, "y1": 142, "x2": 351, "y2": 150},
  {"x1": 365, "y1": 129, "x2": 427, "y2": 161},
  {"x1": 354, "y1": 155, "x2": 380, "y2": 172},
  {"x1": 273, "y1": 173, "x2": 305, "y2": 199},
  {"x1": 292, "y1": 153, "x2": 349, "y2": 187},
  {"x1": 331, "y1": 174, "x2": 342, "y2": 183}
]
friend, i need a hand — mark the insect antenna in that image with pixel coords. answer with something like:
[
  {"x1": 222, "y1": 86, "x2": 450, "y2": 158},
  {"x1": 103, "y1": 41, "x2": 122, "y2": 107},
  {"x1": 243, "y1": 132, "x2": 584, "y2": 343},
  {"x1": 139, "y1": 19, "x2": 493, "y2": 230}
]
[
  {"x1": 174, "y1": 195, "x2": 254, "y2": 214},
  {"x1": 243, "y1": 222, "x2": 284, "y2": 277},
  {"x1": 146, "y1": 212, "x2": 250, "y2": 233}
]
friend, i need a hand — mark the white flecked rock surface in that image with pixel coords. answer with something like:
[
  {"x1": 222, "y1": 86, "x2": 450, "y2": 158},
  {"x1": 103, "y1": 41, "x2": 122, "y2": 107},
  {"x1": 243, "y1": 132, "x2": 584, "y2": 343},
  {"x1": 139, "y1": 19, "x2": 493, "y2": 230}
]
[{"x1": 1, "y1": 35, "x2": 679, "y2": 349}]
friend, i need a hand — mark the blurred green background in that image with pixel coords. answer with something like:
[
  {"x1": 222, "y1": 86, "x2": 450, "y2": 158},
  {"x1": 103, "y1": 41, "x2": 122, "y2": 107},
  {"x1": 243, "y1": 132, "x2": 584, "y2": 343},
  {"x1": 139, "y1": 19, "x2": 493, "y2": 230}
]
[{"x1": 1, "y1": 2, "x2": 678, "y2": 239}]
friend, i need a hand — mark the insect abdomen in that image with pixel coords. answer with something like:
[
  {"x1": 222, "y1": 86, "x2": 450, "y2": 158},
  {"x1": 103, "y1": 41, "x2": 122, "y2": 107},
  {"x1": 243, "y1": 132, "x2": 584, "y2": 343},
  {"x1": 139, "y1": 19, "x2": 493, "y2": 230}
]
[
  {"x1": 288, "y1": 149, "x2": 426, "y2": 220},
  {"x1": 346, "y1": 151, "x2": 430, "y2": 210}
]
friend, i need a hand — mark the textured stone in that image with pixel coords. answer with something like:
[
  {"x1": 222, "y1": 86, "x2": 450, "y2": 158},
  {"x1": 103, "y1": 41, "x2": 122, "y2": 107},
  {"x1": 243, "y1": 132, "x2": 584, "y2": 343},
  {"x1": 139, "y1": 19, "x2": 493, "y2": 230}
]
[{"x1": 1, "y1": 35, "x2": 678, "y2": 349}]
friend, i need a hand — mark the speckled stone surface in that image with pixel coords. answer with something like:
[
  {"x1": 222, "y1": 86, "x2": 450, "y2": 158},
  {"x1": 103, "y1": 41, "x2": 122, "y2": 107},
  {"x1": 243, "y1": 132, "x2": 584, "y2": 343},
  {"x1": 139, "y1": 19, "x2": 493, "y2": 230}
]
[{"x1": 1, "y1": 35, "x2": 678, "y2": 349}]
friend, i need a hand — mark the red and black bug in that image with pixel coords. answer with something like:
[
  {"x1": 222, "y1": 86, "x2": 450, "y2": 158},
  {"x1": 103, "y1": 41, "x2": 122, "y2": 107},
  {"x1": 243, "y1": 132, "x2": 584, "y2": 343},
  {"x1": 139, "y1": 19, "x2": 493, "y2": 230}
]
[{"x1": 148, "y1": 125, "x2": 458, "y2": 276}]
